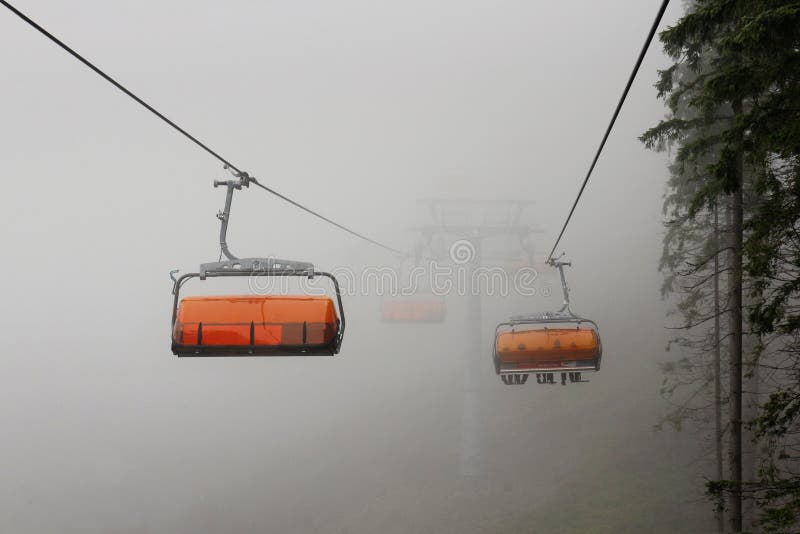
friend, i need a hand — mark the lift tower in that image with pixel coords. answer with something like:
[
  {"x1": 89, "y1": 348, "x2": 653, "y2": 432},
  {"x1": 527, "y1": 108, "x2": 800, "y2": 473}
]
[{"x1": 415, "y1": 199, "x2": 539, "y2": 477}]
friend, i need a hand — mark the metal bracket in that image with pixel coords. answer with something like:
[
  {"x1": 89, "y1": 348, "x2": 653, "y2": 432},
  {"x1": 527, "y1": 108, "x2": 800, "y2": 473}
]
[
  {"x1": 507, "y1": 311, "x2": 590, "y2": 325},
  {"x1": 199, "y1": 257, "x2": 315, "y2": 279}
]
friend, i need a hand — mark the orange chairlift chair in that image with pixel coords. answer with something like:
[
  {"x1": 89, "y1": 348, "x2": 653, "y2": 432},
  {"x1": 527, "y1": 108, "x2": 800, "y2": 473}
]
[
  {"x1": 380, "y1": 268, "x2": 446, "y2": 323},
  {"x1": 170, "y1": 171, "x2": 344, "y2": 356},
  {"x1": 380, "y1": 238, "x2": 446, "y2": 323},
  {"x1": 381, "y1": 295, "x2": 446, "y2": 323},
  {"x1": 493, "y1": 258, "x2": 601, "y2": 385}
]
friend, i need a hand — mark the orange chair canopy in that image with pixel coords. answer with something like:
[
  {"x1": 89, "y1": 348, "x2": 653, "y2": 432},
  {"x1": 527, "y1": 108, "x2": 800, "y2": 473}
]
[
  {"x1": 495, "y1": 327, "x2": 599, "y2": 363},
  {"x1": 173, "y1": 295, "x2": 338, "y2": 352}
]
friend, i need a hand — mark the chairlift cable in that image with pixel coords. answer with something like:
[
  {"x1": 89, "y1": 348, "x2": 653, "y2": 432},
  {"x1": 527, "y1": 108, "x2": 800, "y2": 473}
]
[
  {"x1": 546, "y1": 0, "x2": 670, "y2": 263},
  {"x1": 250, "y1": 178, "x2": 407, "y2": 255}
]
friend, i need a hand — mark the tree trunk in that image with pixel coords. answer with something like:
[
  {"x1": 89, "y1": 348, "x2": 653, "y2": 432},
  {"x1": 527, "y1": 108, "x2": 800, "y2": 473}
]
[
  {"x1": 742, "y1": 279, "x2": 758, "y2": 530},
  {"x1": 728, "y1": 98, "x2": 745, "y2": 533},
  {"x1": 714, "y1": 201, "x2": 725, "y2": 533},
  {"x1": 742, "y1": 341, "x2": 759, "y2": 531}
]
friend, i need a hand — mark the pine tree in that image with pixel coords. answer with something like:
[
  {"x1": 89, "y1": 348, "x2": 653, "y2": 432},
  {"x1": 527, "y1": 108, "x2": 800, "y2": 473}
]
[
  {"x1": 643, "y1": 55, "x2": 732, "y2": 531},
  {"x1": 642, "y1": 1, "x2": 800, "y2": 531}
]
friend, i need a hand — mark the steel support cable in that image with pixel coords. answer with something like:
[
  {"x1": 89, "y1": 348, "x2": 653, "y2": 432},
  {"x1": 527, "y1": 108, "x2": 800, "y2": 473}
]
[
  {"x1": 1, "y1": 0, "x2": 405, "y2": 256},
  {"x1": 546, "y1": 0, "x2": 670, "y2": 263},
  {"x1": 250, "y1": 178, "x2": 407, "y2": 255}
]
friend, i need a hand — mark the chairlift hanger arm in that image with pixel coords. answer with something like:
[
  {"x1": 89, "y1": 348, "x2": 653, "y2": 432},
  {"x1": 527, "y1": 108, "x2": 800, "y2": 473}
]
[
  {"x1": 213, "y1": 169, "x2": 252, "y2": 261},
  {"x1": 546, "y1": 256, "x2": 572, "y2": 313},
  {"x1": 502, "y1": 256, "x2": 597, "y2": 327}
]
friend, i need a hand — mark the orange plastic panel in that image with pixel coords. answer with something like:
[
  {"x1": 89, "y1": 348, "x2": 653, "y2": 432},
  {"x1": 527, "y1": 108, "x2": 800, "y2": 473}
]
[
  {"x1": 173, "y1": 295, "x2": 337, "y2": 348},
  {"x1": 381, "y1": 299, "x2": 445, "y2": 322},
  {"x1": 495, "y1": 327, "x2": 599, "y2": 363}
]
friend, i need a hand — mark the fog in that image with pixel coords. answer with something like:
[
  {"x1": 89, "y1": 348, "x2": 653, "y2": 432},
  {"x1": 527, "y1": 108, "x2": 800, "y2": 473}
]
[{"x1": 0, "y1": 1, "x2": 714, "y2": 532}]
